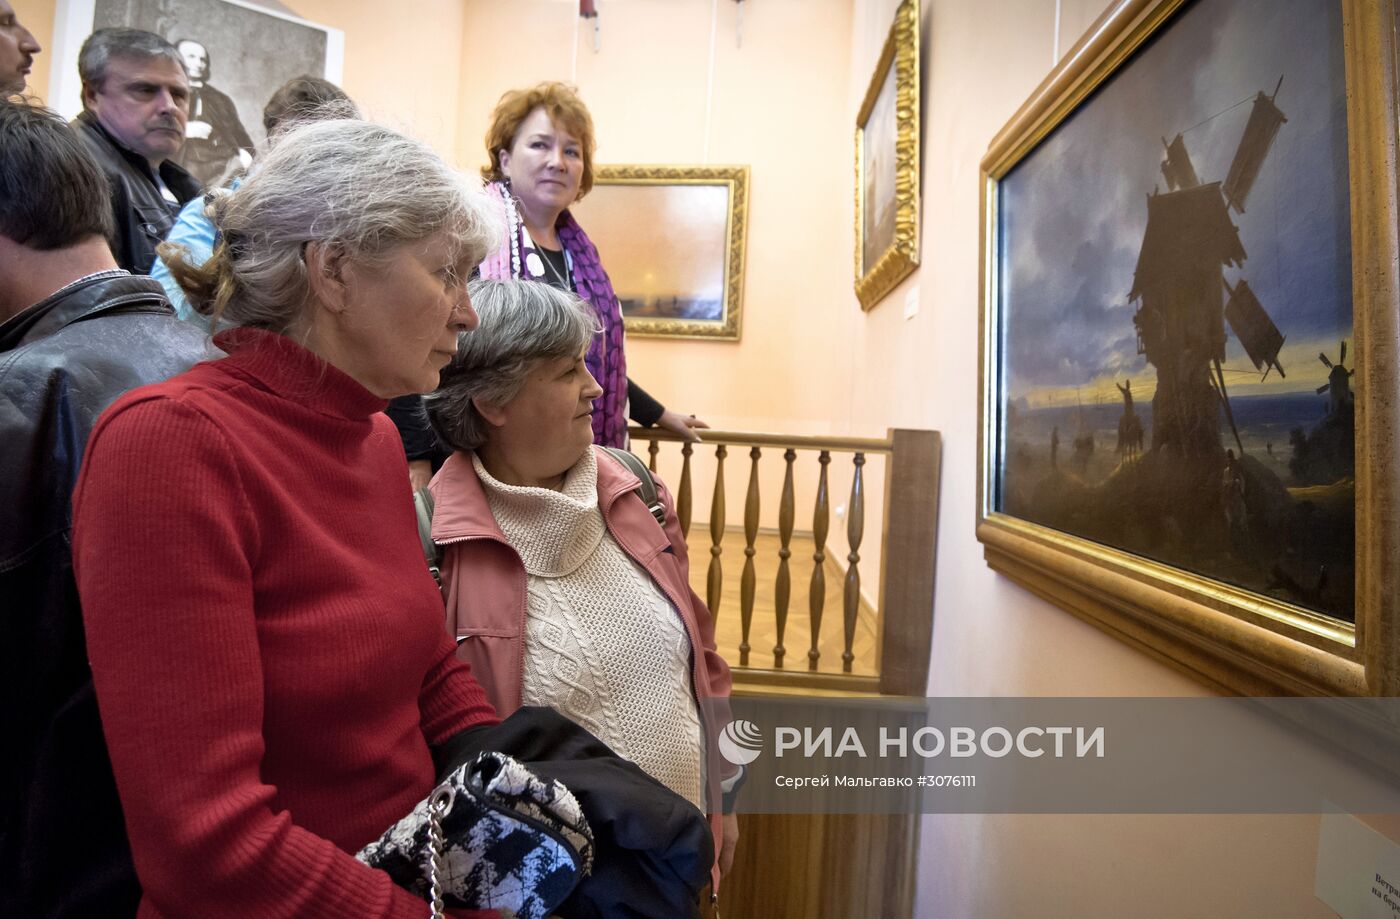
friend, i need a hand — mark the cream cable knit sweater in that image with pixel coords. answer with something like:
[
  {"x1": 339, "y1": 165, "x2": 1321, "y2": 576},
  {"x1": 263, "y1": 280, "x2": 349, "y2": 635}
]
[{"x1": 473, "y1": 448, "x2": 704, "y2": 809}]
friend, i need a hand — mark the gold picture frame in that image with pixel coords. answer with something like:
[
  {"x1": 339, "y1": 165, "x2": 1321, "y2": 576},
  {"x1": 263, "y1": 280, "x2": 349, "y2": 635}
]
[
  {"x1": 854, "y1": 0, "x2": 920, "y2": 311},
  {"x1": 569, "y1": 164, "x2": 748, "y2": 341},
  {"x1": 976, "y1": 0, "x2": 1400, "y2": 696}
]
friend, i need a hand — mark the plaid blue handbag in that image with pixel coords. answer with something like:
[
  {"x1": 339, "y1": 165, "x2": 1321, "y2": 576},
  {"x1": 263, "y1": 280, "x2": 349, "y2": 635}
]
[{"x1": 358, "y1": 751, "x2": 594, "y2": 919}]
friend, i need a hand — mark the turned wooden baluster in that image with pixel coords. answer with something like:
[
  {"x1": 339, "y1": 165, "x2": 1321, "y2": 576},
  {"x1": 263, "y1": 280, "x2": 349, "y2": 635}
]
[
  {"x1": 706, "y1": 445, "x2": 727, "y2": 619},
  {"x1": 773, "y1": 448, "x2": 796, "y2": 668},
  {"x1": 808, "y1": 450, "x2": 830, "y2": 671},
  {"x1": 842, "y1": 452, "x2": 866, "y2": 673},
  {"x1": 647, "y1": 438, "x2": 659, "y2": 472},
  {"x1": 677, "y1": 442, "x2": 693, "y2": 539},
  {"x1": 739, "y1": 447, "x2": 760, "y2": 667}
]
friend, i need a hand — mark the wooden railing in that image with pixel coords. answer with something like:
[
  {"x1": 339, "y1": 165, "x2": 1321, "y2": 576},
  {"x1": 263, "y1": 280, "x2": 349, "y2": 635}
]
[{"x1": 629, "y1": 426, "x2": 942, "y2": 696}]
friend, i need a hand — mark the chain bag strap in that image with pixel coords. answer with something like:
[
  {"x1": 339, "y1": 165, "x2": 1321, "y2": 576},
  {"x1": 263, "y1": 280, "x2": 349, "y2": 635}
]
[{"x1": 427, "y1": 785, "x2": 454, "y2": 919}]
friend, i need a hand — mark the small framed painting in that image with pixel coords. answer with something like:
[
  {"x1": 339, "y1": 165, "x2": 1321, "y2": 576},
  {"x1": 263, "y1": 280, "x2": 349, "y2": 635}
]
[
  {"x1": 854, "y1": 0, "x2": 920, "y2": 311},
  {"x1": 571, "y1": 164, "x2": 749, "y2": 341}
]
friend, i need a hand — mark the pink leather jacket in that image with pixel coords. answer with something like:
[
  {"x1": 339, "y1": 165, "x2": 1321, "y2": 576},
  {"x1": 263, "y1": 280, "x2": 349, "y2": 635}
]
[{"x1": 429, "y1": 447, "x2": 735, "y2": 886}]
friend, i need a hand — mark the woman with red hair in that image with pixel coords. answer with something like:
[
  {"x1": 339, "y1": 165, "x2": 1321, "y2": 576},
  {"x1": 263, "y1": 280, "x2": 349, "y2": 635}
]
[{"x1": 478, "y1": 81, "x2": 708, "y2": 449}]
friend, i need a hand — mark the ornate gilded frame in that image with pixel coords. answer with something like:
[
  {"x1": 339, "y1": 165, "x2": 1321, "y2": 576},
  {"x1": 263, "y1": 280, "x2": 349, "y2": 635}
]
[
  {"x1": 976, "y1": 0, "x2": 1400, "y2": 696},
  {"x1": 584, "y1": 165, "x2": 748, "y2": 341},
  {"x1": 854, "y1": 0, "x2": 921, "y2": 311}
]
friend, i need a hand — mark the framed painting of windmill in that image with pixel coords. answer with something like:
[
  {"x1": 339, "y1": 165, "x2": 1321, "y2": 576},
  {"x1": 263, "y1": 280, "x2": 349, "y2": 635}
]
[{"x1": 977, "y1": 0, "x2": 1400, "y2": 696}]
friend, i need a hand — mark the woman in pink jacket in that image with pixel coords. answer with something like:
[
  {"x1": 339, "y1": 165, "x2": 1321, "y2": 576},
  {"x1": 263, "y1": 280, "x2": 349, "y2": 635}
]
[{"x1": 424, "y1": 278, "x2": 740, "y2": 894}]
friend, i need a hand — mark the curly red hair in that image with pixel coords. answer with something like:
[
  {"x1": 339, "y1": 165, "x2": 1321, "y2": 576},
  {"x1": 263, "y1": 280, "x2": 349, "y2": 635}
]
[{"x1": 482, "y1": 82, "x2": 596, "y2": 200}]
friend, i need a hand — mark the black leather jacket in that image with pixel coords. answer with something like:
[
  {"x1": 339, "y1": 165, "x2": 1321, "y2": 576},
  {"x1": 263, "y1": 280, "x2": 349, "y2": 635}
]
[
  {"x1": 72, "y1": 112, "x2": 203, "y2": 275},
  {"x1": 0, "y1": 274, "x2": 217, "y2": 918}
]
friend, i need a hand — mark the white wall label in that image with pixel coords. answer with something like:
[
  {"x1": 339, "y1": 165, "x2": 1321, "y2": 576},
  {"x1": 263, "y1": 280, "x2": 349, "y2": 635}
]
[
  {"x1": 903, "y1": 287, "x2": 919, "y2": 320},
  {"x1": 1316, "y1": 813, "x2": 1400, "y2": 918}
]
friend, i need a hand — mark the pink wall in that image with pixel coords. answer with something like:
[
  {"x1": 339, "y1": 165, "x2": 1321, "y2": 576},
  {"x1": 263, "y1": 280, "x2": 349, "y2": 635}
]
[
  {"x1": 455, "y1": 0, "x2": 861, "y2": 442},
  {"x1": 853, "y1": 0, "x2": 1360, "y2": 916}
]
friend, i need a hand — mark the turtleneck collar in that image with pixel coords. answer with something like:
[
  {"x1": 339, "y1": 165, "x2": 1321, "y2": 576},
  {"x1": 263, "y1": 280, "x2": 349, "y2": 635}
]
[
  {"x1": 472, "y1": 448, "x2": 605, "y2": 577},
  {"x1": 212, "y1": 327, "x2": 388, "y2": 421}
]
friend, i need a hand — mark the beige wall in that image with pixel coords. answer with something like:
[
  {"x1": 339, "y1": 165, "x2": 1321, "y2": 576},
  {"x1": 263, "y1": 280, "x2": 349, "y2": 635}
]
[
  {"x1": 285, "y1": 0, "x2": 466, "y2": 161},
  {"x1": 456, "y1": 0, "x2": 860, "y2": 440},
  {"x1": 7, "y1": 0, "x2": 1383, "y2": 915},
  {"x1": 456, "y1": 0, "x2": 877, "y2": 604},
  {"x1": 860, "y1": 0, "x2": 1345, "y2": 916}
]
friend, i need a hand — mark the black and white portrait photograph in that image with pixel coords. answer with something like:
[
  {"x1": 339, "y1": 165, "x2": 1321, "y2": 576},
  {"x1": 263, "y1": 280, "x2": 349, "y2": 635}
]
[{"x1": 50, "y1": 0, "x2": 343, "y2": 176}]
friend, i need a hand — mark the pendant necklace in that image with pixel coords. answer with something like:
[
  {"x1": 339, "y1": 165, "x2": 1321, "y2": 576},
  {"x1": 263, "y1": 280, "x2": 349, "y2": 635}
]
[{"x1": 527, "y1": 232, "x2": 572, "y2": 291}]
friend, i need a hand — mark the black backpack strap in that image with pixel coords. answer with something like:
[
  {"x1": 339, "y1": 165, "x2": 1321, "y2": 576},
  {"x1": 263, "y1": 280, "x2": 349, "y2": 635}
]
[
  {"x1": 413, "y1": 486, "x2": 441, "y2": 588},
  {"x1": 602, "y1": 446, "x2": 667, "y2": 527}
]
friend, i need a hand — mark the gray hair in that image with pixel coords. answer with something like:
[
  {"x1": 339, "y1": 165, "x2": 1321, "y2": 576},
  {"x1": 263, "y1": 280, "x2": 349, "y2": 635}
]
[
  {"x1": 158, "y1": 118, "x2": 499, "y2": 331},
  {"x1": 426, "y1": 279, "x2": 598, "y2": 452},
  {"x1": 78, "y1": 29, "x2": 185, "y2": 94}
]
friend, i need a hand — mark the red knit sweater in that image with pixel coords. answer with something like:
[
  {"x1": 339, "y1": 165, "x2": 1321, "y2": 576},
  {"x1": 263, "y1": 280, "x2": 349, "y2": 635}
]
[{"x1": 72, "y1": 329, "x2": 501, "y2": 918}]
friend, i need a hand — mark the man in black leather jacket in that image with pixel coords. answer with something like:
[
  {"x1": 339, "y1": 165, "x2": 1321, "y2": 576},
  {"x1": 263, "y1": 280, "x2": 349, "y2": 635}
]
[
  {"x1": 71, "y1": 28, "x2": 201, "y2": 274},
  {"x1": 0, "y1": 98, "x2": 216, "y2": 918}
]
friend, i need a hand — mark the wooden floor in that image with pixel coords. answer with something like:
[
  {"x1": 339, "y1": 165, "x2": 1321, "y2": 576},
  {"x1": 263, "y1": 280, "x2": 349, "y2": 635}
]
[{"x1": 689, "y1": 529, "x2": 879, "y2": 678}]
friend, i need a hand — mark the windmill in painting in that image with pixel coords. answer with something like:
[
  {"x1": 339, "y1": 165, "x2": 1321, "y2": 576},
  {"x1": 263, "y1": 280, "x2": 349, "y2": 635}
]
[
  {"x1": 1316, "y1": 340, "x2": 1353, "y2": 417},
  {"x1": 1130, "y1": 80, "x2": 1288, "y2": 459},
  {"x1": 999, "y1": 55, "x2": 1356, "y2": 623}
]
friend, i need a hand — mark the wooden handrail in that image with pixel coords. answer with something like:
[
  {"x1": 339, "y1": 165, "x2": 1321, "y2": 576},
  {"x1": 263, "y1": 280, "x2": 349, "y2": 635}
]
[
  {"x1": 628, "y1": 427, "x2": 893, "y2": 454},
  {"x1": 627, "y1": 426, "x2": 941, "y2": 698}
]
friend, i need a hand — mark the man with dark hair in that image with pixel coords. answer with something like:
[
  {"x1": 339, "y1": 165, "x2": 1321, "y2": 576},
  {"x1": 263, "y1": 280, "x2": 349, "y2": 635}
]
[
  {"x1": 0, "y1": 0, "x2": 41, "y2": 96},
  {"x1": 173, "y1": 38, "x2": 254, "y2": 184},
  {"x1": 72, "y1": 28, "x2": 202, "y2": 273},
  {"x1": 0, "y1": 98, "x2": 214, "y2": 918}
]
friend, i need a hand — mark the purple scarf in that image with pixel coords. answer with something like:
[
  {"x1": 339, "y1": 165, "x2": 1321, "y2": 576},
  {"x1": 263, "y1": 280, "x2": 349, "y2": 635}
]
[{"x1": 480, "y1": 182, "x2": 628, "y2": 448}]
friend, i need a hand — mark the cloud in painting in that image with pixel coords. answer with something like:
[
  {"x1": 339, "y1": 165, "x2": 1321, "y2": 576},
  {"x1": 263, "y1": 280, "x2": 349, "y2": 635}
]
[{"x1": 999, "y1": 0, "x2": 1351, "y2": 402}]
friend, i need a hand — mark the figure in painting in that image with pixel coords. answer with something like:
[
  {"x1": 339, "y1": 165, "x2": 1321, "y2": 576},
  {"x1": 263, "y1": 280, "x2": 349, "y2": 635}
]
[
  {"x1": 1115, "y1": 379, "x2": 1144, "y2": 463},
  {"x1": 1221, "y1": 448, "x2": 1248, "y2": 548}
]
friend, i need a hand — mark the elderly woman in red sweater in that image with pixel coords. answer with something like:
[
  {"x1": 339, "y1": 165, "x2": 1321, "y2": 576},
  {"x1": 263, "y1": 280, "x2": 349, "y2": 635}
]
[{"x1": 71, "y1": 119, "x2": 504, "y2": 918}]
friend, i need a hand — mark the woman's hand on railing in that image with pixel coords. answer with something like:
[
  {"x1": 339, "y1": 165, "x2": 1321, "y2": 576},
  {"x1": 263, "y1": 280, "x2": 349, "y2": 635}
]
[{"x1": 655, "y1": 408, "x2": 710, "y2": 442}]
